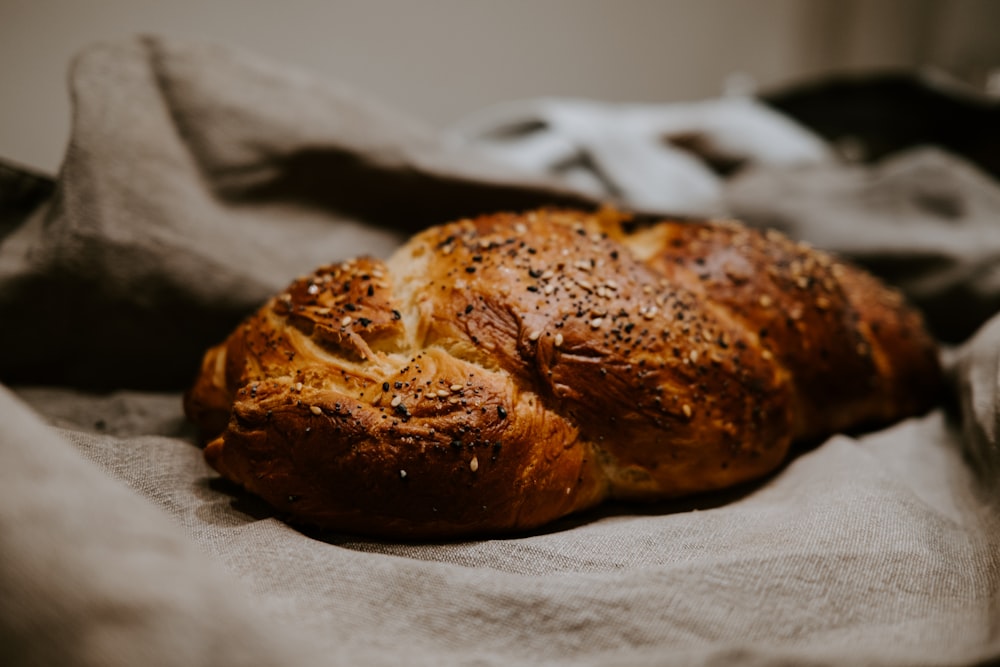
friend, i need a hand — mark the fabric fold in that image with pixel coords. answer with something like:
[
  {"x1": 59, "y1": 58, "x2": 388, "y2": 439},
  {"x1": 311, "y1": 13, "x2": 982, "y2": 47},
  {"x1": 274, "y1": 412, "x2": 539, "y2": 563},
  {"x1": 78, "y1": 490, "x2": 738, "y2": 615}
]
[
  {"x1": 952, "y1": 312, "x2": 1000, "y2": 483},
  {"x1": 0, "y1": 385, "x2": 321, "y2": 667},
  {"x1": 447, "y1": 95, "x2": 832, "y2": 216}
]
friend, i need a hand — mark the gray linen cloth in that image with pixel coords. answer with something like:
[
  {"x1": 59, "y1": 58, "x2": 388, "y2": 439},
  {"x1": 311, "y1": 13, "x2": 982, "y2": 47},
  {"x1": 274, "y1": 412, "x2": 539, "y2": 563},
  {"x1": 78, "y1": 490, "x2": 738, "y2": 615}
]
[{"x1": 3, "y1": 35, "x2": 1000, "y2": 667}]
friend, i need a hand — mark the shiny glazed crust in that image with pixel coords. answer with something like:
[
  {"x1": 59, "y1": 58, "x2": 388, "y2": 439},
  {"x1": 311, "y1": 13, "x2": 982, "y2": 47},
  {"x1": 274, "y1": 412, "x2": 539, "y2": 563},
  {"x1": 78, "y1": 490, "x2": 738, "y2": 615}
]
[{"x1": 184, "y1": 209, "x2": 942, "y2": 538}]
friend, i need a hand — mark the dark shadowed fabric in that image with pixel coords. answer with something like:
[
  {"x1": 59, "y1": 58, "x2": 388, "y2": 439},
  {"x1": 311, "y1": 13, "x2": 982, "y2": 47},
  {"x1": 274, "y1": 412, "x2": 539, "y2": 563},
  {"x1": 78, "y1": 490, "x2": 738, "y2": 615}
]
[{"x1": 2, "y1": 35, "x2": 1000, "y2": 667}]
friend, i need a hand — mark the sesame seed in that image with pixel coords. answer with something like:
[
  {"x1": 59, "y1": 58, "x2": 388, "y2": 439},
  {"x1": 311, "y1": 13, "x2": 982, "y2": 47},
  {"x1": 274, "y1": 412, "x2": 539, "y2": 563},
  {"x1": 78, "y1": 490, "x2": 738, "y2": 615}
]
[
  {"x1": 541, "y1": 270, "x2": 555, "y2": 280},
  {"x1": 470, "y1": 456, "x2": 479, "y2": 472},
  {"x1": 390, "y1": 396, "x2": 402, "y2": 407},
  {"x1": 543, "y1": 284, "x2": 556, "y2": 295},
  {"x1": 309, "y1": 405, "x2": 323, "y2": 415},
  {"x1": 759, "y1": 295, "x2": 773, "y2": 308},
  {"x1": 528, "y1": 330, "x2": 542, "y2": 341},
  {"x1": 437, "y1": 389, "x2": 450, "y2": 397},
  {"x1": 689, "y1": 350, "x2": 699, "y2": 362},
  {"x1": 295, "y1": 382, "x2": 303, "y2": 392},
  {"x1": 341, "y1": 315, "x2": 352, "y2": 326},
  {"x1": 555, "y1": 333, "x2": 564, "y2": 347},
  {"x1": 642, "y1": 306, "x2": 658, "y2": 319},
  {"x1": 450, "y1": 384, "x2": 463, "y2": 391},
  {"x1": 399, "y1": 469, "x2": 407, "y2": 479},
  {"x1": 762, "y1": 349, "x2": 773, "y2": 360},
  {"x1": 590, "y1": 317, "x2": 604, "y2": 329},
  {"x1": 682, "y1": 404, "x2": 692, "y2": 418},
  {"x1": 307, "y1": 284, "x2": 320, "y2": 295}
]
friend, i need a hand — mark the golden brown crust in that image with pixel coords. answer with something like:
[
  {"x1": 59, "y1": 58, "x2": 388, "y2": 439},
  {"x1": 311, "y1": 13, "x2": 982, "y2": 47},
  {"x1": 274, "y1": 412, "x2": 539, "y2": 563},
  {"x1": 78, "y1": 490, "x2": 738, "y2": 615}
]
[{"x1": 184, "y1": 209, "x2": 943, "y2": 538}]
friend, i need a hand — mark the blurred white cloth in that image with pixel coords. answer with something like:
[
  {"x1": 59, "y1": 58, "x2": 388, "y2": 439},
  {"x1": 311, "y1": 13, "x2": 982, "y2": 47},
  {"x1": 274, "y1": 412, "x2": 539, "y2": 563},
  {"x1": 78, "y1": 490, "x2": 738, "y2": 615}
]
[{"x1": 448, "y1": 95, "x2": 833, "y2": 216}]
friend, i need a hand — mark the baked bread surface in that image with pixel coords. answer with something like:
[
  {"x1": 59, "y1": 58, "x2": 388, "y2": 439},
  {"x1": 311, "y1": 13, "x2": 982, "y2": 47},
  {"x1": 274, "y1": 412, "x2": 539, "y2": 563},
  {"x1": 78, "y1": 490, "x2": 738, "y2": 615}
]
[{"x1": 184, "y1": 209, "x2": 942, "y2": 538}]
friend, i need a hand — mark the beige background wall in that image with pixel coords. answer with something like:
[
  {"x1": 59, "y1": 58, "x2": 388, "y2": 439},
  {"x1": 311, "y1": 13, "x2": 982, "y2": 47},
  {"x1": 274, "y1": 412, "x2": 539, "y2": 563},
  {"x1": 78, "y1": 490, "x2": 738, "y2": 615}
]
[{"x1": 1, "y1": 0, "x2": 998, "y2": 174}]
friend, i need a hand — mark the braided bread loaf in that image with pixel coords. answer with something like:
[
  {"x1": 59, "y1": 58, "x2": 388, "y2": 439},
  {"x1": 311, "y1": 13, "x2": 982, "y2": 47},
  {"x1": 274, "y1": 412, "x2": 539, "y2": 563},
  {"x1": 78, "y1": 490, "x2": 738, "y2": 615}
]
[{"x1": 184, "y1": 209, "x2": 942, "y2": 538}]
